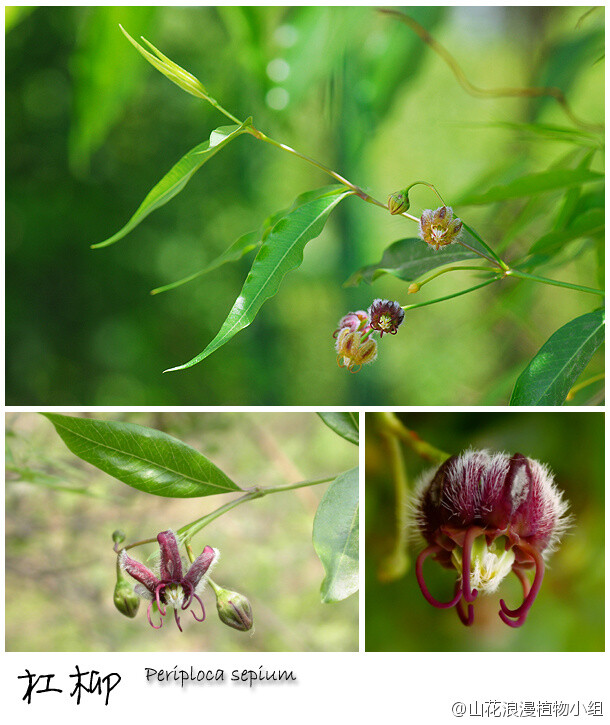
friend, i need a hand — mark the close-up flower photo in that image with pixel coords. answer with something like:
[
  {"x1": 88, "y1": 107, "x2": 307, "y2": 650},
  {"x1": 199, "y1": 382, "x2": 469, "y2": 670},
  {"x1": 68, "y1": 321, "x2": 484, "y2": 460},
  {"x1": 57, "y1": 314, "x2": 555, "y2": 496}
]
[
  {"x1": 5, "y1": 411, "x2": 359, "y2": 652},
  {"x1": 365, "y1": 411, "x2": 604, "y2": 651}
]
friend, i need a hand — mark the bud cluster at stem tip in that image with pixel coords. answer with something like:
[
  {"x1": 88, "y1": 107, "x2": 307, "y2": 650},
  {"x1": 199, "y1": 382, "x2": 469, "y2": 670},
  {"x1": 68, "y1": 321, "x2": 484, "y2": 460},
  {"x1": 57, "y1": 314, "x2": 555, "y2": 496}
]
[
  {"x1": 410, "y1": 449, "x2": 570, "y2": 628},
  {"x1": 333, "y1": 299, "x2": 404, "y2": 373}
]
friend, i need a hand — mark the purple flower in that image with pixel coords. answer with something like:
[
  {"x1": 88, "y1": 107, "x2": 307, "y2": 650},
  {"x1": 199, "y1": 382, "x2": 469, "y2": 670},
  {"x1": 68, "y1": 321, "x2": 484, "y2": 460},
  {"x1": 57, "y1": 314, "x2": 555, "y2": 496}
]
[
  {"x1": 333, "y1": 310, "x2": 370, "y2": 339},
  {"x1": 368, "y1": 299, "x2": 404, "y2": 337},
  {"x1": 411, "y1": 450, "x2": 570, "y2": 628},
  {"x1": 119, "y1": 530, "x2": 217, "y2": 631}
]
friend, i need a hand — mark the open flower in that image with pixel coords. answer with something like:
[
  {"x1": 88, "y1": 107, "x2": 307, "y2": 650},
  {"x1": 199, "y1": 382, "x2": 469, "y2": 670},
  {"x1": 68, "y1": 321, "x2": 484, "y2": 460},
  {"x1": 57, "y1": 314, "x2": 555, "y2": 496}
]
[
  {"x1": 368, "y1": 299, "x2": 404, "y2": 337},
  {"x1": 410, "y1": 450, "x2": 570, "y2": 628},
  {"x1": 119, "y1": 530, "x2": 217, "y2": 631},
  {"x1": 335, "y1": 329, "x2": 377, "y2": 373},
  {"x1": 419, "y1": 205, "x2": 463, "y2": 250}
]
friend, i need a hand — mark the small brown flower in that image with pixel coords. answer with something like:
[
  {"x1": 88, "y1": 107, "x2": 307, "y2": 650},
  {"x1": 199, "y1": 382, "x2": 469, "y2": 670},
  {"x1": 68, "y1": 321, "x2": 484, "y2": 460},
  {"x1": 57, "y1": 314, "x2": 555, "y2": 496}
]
[{"x1": 419, "y1": 206, "x2": 463, "y2": 250}]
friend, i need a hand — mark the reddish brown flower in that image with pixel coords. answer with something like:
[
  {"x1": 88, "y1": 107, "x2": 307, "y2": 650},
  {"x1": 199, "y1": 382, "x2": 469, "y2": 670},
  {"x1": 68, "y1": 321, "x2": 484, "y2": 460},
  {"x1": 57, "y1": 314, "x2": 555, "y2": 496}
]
[
  {"x1": 120, "y1": 530, "x2": 217, "y2": 631},
  {"x1": 419, "y1": 206, "x2": 463, "y2": 250},
  {"x1": 368, "y1": 299, "x2": 404, "y2": 337},
  {"x1": 411, "y1": 450, "x2": 570, "y2": 627}
]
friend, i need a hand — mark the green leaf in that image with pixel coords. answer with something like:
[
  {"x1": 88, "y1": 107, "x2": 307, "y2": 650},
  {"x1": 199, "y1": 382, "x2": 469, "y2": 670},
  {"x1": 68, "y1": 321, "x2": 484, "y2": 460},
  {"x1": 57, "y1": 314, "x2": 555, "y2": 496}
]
[
  {"x1": 312, "y1": 467, "x2": 359, "y2": 603},
  {"x1": 510, "y1": 309, "x2": 605, "y2": 405},
  {"x1": 165, "y1": 186, "x2": 352, "y2": 372},
  {"x1": 317, "y1": 413, "x2": 359, "y2": 445},
  {"x1": 92, "y1": 121, "x2": 251, "y2": 249},
  {"x1": 459, "y1": 168, "x2": 603, "y2": 206},
  {"x1": 482, "y1": 121, "x2": 603, "y2": 149},
  {"x1": 42, "y1": 414, "x2": 242, "y2": 497},
  {"x1": 119, "y1": 25, "x2": 209, "y2": 100},
  {"x1": 344, "y1": 236, "x2": 479, "y2": 286},
  {"x1": 150, "y1": 186, "x2": 341, "y2": 295},
  {"x1": 151, "y1": 230, "x2": 261, "y2": 295},
  {"x1": 529, "y1": 208, "x2": 604, "y2": 255}
]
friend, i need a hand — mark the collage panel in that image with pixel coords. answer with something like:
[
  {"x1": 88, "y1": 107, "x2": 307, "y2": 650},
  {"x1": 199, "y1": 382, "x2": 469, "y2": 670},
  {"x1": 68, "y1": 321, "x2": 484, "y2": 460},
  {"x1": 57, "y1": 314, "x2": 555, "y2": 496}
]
[
  {"x1": 365, "y1": 411, "x2": 604, "y2": 652},
  {"x1": 5, "y1": 411, "x2": 359, "y2": 652}
]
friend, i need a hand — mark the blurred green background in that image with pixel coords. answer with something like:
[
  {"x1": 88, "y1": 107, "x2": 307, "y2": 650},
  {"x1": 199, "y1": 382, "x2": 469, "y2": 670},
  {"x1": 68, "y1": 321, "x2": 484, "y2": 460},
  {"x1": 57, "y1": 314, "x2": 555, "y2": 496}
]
[
  {"x1": 6, "y1": 412, "x2": 358, "y2": 652},
  {"x1": 365, "y1": 411, "x2": 604, "y2": 651},
  {"x1": 5, "y1": 6, "x2": 604, "y2": 405}
]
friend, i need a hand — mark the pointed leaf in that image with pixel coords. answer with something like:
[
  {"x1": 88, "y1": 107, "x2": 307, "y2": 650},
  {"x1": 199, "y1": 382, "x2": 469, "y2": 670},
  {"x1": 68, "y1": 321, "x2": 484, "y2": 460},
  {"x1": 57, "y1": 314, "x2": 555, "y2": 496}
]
[
  {"x1": 165, "y1": 186, "x2": 352, "y2": 372},
  {"x1": 42, "y1": 414, "x2": 242, "y2": 497},
  {"x1": 312, "y1": 467, "x2": 359, "y2": 603},
  {"x1": 92, "y1": 122, "x2": 250, "y2": 248},
  {"x1": 510, "y1": 309, "x2": 605, "y2": 405},
  {"x1": 317, "y1": 413, "x2": 359, "y2": 445},
  {"x1": 459, "y1": 168, "x2": 603, "y2": 206},
  {"x1": 344, "y1": 235, "x2": 479, "y2": 286}
]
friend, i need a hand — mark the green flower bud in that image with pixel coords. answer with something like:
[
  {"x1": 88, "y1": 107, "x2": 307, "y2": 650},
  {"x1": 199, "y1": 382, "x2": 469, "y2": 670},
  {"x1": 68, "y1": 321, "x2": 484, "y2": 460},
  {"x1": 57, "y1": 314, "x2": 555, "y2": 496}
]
[
  {"x1": 112, "y1": 529, "x2": 126, "y2": 545},
  {"x1": 113, "y1": 574, "x2": 140, "y2": 618},
  {"x1": 387, "y1": 190, "x2": 410, "y2": 215},
  {"x1": 215, "y1": 587, "x2": 254, "y2": 632}
]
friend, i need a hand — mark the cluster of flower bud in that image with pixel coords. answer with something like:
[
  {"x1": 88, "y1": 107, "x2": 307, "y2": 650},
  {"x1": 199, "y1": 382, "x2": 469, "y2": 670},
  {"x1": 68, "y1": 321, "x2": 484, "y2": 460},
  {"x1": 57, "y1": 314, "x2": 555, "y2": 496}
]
[{"x1": 334, "y1": 299, "x2": 404, "y2": 373}]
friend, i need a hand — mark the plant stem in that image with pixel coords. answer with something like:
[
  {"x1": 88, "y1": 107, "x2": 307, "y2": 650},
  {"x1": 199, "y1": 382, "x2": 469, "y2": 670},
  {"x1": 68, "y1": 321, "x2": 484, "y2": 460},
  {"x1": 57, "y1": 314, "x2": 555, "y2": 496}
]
[
  {"x1": 177, "y1": 474, "x2": 338, "y2": 542},
  {"x1": 374, "y1": 412, "x2": 449, "y2": 464},
  {"x1": 504, "y1": 268, "x2": 605, "y2": 296},
  {"x1": 413, "y1": 264, "x2": 499, "y2": 289},
  {"x1": 457, "y1": 237, "x2": 501, "y2": 266},
  {"x1": 402, "y1": 276, "x2": 501, "y2": 311},
  {"x1": 566, "y1": 372, "x2": 605, "y2": 401}
]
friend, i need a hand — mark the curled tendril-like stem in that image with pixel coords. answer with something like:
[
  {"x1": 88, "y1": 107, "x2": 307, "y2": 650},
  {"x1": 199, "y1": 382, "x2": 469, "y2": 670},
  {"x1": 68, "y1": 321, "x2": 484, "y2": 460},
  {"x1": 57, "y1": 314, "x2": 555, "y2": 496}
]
[
  {"x1": 461, "y1": 527, "x2": 480, "y2": 604},
  {"x1": 415, "y1": 544, "x2": 464, "y2": 609},
  {"x1": 174, "y1": 608, "x2": 183, "y2": 632},
  {"x1": 190, "y1": 593, "x2": 206, "y2": 622},
  {"x1": 181, "y1": 582, "x2": 194, "y2": 611},
  {"x1": 154, "y1": 583, "x2": 167, "y2": 617},
  {"x1": 498, "y1": 541, "x2": 545, "y2": 627},
  {"x1": 147, "y1": 600, "x2": 163, "y2": 629}
]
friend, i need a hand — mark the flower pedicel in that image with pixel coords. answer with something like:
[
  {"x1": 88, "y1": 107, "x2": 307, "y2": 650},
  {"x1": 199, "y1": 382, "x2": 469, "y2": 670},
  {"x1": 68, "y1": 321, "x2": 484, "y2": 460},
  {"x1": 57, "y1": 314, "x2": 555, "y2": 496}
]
[{"x1": 411, "y1": 450, "x2": 570, "y2": 627}]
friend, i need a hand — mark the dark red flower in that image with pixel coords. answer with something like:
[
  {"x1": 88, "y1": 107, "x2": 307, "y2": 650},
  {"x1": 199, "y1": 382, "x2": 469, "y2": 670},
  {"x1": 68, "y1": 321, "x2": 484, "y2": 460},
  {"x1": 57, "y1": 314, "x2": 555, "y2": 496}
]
[
  {"x1": 120, "y1": 530, "x2": 217, "y2": 631},
  {"x1": 411, "y1": 450, "x2": 570, "y2": 627},
  {"x1": 368, "y1": 299, "x2": 405, "y2": 337}
]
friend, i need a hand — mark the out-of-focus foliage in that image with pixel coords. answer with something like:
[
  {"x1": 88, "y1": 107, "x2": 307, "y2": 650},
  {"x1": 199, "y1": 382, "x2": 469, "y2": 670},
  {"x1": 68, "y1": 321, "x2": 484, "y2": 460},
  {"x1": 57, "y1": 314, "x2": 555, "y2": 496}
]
[
  {"x1": 365, "y1": 412, "x2": 604, "y2": 652},
  {"x1": 5, "y1": 6, "x2": 603, "y2": 405},
  {"x1": 6, "y1": 412, "x2": 358, "y2": 652}
]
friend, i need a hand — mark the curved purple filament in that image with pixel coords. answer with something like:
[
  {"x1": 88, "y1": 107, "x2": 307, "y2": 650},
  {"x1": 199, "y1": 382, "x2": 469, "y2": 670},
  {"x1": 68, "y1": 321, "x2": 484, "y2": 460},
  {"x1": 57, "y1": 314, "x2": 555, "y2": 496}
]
[
  {"x1": 147, "y1": 600, "x2": 163, "y2": 629},
  {"x1": 154, "y1": 583, "x2": 167, "y2": 617},
  {"x1": 499, "y1": 542, "x2": 545, "y2": 626},
  {"x1": 190, "y1": 593, "x2": 206, "y2": 622},
  {"x1": 454, "y1": 583, "x2": 474, "y2": 626},
  {"x1": 415, "y1": 544, "x2": 463, "y2": 609},
  {"x1": 461, "y1": 527, "x2": 479, "y2": 604},
  {"x1": 173, "y1": 608, "x2": 183, "y2": 632},
  {"x1": 181, "y1": 582, "x2": 194, "y2": 611}
]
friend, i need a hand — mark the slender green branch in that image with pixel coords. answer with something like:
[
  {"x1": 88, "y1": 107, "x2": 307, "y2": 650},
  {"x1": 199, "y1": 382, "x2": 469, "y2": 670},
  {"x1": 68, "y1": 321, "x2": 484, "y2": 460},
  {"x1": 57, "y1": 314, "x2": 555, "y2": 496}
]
[
  {"x1": 178, "y1": 474, "x2": 337, "y2": 542},
  {"x1": 566, "y1": 372, "x2": 605, "y2": 401},
  {"x1": 374, "y1": 412, "x2": 449, "y2": 464},
  {"x1": 403, "y1": 276, "x2": 501, "y2": 311},
  {"x1": 461, "y1": 222, "x2": 508, "y2": 269},
  {"x1": 377, "y1": 423, "x2": 410, "y2": 581},
  {"x1": 413, "y1": 264, "x2": 499, "y2": 290},
  {"x1": 504, "y1": 268, "x2": 605, "y2": 296}
]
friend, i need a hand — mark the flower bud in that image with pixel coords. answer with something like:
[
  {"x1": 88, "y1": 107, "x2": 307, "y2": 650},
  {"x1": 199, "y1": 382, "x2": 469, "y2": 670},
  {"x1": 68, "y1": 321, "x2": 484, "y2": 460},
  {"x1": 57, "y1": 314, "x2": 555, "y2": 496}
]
[
  {"x1": 408, "y1": 283, "x2": 420, "y2": 294},
  {"x1": 333, "y1": 310, "x2": 370, "y2": 338},
  {"x1": 112, "y1": 529, "x2": 126, "y2": 545},
  {"x1": 215, "y1": 587, "x2": 254, "y2": 632},
  {"x1": 335, "y1": 329, "x2": 378, "y2": 373},
  {"x1": 418, "y1": 206, "x2": 463, "y2": 250},
  {"x1": 387, "y1": 189, "x2": 410, "y2": 215},
  {"x1": 368, "y1": 299, "x2": 404, "y2": 337},
  {"x1": 113, "y1": 569, "x2": 140, "y2": 618}
]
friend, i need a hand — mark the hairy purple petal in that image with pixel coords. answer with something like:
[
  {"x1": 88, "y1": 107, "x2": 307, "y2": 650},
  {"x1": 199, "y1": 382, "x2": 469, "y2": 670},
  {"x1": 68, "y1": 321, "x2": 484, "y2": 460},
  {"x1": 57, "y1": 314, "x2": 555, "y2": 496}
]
[
  {"x1": 157, "y1": 530, "x2": 183, "y2": 582},
  {"x1": 183, "y1": 546, "x2": 216, "y2": 591},
  {"x1": 119, "y1": 550, "x2": 161, "y2": 595}
]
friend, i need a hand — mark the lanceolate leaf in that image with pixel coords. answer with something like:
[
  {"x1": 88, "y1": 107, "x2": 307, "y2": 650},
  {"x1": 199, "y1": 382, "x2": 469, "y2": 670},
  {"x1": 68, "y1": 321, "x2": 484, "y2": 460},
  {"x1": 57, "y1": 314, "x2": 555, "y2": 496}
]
[
  {"x1": 151, "y1": 230, "x2": 261, "y2": 295},
  {"x1": 344, "y1": 236, "x2": 479, "y2": 286},
  {"x1": 317, "y1": 412, "x2": 359, "y2": 445},
  {"x1": 459, "y1": 168, "x2": 603, "y2": 206},
  {"x1": 528, "y1": 208, "x2": 604, "y2": 255},
  {"x1": 312, "y1": 467, "x2": 359, "y2": 603},
  {"x1": 150, "y1": 185, "x2": 342, "y2": 295},
  {"x1": 510, "y1": 308, "x2": 605, "y2": 405},
  {"x1": 42, "y1": 414, "x2": 242, "y2": 497},
  {"x1": 165, "y1": 186, "x2": 352, "y2": 372},
  {"x1": 92, "y1": 121, "x2": 251, "y2": 249}
]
